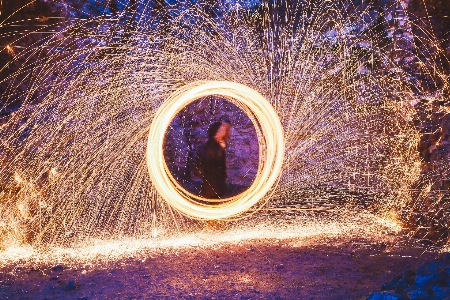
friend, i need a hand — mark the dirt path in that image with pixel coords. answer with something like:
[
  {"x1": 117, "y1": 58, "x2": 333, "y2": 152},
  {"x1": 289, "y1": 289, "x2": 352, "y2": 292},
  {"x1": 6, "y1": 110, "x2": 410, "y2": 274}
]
[{"x1": 0, "y1": 239, "x2": 437, "y2": 299}]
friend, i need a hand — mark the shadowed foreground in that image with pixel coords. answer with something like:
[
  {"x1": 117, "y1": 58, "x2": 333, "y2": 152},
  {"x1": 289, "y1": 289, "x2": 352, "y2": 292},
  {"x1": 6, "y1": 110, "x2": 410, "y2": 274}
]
[{"x1": 0, "y1": 239, "x2": 437, "y2": 299}]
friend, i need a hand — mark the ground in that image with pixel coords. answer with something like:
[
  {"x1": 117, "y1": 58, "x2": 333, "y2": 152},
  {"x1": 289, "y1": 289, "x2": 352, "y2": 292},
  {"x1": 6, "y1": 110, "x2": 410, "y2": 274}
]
[{"x1": 0, "y1": 238, "x2": 438, "y2": 299}]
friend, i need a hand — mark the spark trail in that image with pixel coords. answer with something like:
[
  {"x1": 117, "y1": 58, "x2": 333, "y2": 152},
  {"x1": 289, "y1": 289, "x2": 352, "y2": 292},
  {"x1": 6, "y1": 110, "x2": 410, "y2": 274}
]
[{"x1": 0, "y1": 0, "x2": 447, "y2": 256}]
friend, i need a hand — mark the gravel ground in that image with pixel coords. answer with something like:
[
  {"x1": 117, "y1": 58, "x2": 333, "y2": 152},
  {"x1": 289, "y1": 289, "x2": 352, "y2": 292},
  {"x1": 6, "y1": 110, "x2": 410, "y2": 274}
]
[{"x1": 0, "y1": 239, "x2": 438, "y2": 300}]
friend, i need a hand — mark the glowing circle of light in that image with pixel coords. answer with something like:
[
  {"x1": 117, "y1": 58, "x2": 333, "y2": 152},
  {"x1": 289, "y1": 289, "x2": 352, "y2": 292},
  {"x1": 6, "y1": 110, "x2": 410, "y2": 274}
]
[{"x1": 146, "y1": 81, "x2": 284, "y2": 220}]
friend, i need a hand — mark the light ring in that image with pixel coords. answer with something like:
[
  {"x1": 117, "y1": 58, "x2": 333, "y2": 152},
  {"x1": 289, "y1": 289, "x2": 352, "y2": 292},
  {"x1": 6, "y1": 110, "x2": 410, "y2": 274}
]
[{"x1": 146, "y1": 81, "x2": 284, "y2": 219}]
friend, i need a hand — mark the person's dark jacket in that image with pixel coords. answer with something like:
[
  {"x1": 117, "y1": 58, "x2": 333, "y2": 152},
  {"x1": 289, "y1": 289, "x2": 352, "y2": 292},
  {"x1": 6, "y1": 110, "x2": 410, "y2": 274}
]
[{"x1": 199, "y1": 122, "x2": 227, "y2": 199}]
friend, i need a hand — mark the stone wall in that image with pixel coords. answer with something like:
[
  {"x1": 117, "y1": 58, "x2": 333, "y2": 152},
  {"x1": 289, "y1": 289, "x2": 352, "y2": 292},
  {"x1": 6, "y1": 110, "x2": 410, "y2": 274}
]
[
  {"x1": 163, "y1": 97, "x2": 259, "y2": 196},
  {"x1": 406, "y1": 99, "x2": 450, "y2": 244}
]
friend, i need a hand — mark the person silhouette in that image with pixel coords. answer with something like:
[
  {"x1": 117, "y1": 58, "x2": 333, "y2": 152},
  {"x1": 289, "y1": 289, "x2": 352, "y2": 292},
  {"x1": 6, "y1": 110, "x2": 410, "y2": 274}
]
[{"x1": 199, "y1": 121, "x2": 231, "y2": 199}]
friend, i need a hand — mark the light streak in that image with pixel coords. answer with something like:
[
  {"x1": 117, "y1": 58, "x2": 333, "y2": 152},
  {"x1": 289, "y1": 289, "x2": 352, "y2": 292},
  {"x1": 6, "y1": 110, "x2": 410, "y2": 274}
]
[
  {"x1": 5, "y1": 44, "x2": 13, "y2": 54},
  {"x1": 0, "y1": 0, "x2": 447, "y2": 254},
  {"x1": 0, "y1": 212, "x2": 403, "y2": 267},
  {"x1": 147, "y1": 81, "x2": 284, "y2": 219}
]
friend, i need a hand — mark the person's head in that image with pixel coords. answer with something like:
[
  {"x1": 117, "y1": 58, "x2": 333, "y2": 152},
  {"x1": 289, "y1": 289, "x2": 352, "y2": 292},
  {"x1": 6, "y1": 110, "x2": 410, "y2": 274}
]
[
  {"x1": 208, "y1": 122, "x2": 222, "y2": 138},
  {"x1": 207, "y1": 121, "x2": 231, "y2": 149}
]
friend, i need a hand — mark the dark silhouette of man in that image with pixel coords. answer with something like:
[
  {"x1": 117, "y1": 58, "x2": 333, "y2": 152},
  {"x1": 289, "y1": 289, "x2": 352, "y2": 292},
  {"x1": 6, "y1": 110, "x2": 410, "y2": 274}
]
[{"x1": 199, "y1": 121, "x2": 231, "y2": 199}]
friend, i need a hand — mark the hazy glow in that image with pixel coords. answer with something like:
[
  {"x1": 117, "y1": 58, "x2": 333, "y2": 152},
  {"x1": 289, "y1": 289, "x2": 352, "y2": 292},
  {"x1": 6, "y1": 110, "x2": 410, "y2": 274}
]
[{"x1": 147, "y1": 81, "x2": 284, "y2": 219}]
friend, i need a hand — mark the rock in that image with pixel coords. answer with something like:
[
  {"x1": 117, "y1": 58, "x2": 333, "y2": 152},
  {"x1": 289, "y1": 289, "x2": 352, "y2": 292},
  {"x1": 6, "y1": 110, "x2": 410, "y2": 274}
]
[
  {"x1": 440, "y1": 114, "x2": 450, "y2": 141},
  {"x1": 406, "y1": 289, "x2": 430, "y2": 300},
  {"x1": 418, "y1": 239, "x2": 434, "y2": 247},
  {"x1": 417, "y1": 260, "x2": 448, "y2": 274},
  {"x1": 382, "y1": 270, "x2": 416, "y2": 292},
  {"x1": 440, "y1": 266, "x2": 450, "y2": 276},
  {"x1": 402, "y1": 270, "x2": 417, "y2": 285},
  {"x1": 429, "y1": 128, "x2": 441, "y2": 143},
  {"x1": 409, "y1": 106, "x2": 450, "y2": 243},
  {"x1": 438, "y1": 252, "x2": 450, "y2": 262},
  {"x1": 51, "y1": 265, "x2": 63, "y2": 272},
  {"x1": 431, "y1": 286, "x2": 450, "y2": 299},
  {"x1": 414, "y1": 274, "x2": 437, "y2": 288},
  {"x1": 417, "y1": 138, "x2": 431, "y2": 153},
  {"x1": 65, "y1": 280, "x2": 76, "y2": 291},
  {"x1": 382, "y1": 275, "x2": 401, "y2": 290},
  {"x1": 370, "y1": 255, "x2": 450, "y2": 299},
  {"x1": 394, "y1": 279, "x2": 409, "y2": 293},
  {"x1": 366, "y1": 291, "x2": 405, "y2": 300}
]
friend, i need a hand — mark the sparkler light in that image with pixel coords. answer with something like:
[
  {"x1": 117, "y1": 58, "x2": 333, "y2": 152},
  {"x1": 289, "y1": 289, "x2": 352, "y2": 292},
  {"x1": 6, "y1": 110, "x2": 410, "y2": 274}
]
[
  {"x1": 0, "y1": 0, "x2": 447, "y2": 253},
  {"x1": 5, "y1": 44, "x2": 13, "y2": 54},
  {"x1": 147, "y1": 80, "x2": 284, "y2": 219}
]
